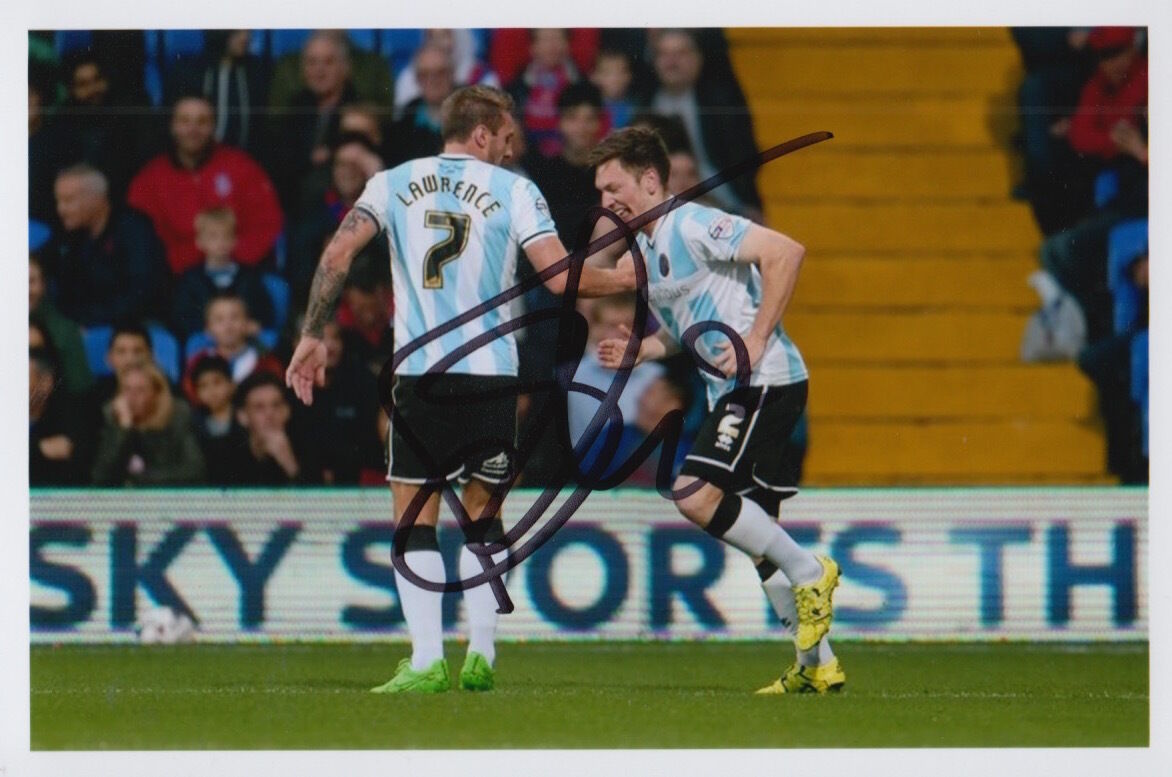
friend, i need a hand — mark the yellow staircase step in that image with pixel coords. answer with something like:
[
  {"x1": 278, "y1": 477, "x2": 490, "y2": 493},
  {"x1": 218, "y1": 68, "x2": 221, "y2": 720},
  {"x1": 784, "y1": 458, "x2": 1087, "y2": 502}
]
[
  {"x1": 759, "y1": 148, "x2": 1014, "y2": 199},
  {"x1": 748, "y1": 94, "x2": 1012, "y2": 149},
  {"x1": 769, "y1": 201, "x2": 1039, "y2": 251},
  {"x1": 726, "y1": 27, "x2": 1017, "y2": 47},
  {"x1": 803, "y1": 419, "x2": 1106, "y2": 481},
  {"x1": 807, "y1": 365, "x2": 1098, "y2": 420},
  {"x1": 793, "y1": 256, "x2": 1037, "y2": 308},
  {"x1": 786, "y1": 309, "x2": 1027, "y2": 362},
  {"x1": 732, "y1": 42, "x2": 1022, "y2": 94}
]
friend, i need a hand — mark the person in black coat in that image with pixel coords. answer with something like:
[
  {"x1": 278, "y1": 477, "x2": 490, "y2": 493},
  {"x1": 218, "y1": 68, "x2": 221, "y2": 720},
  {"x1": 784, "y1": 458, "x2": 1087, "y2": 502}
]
[
  {"x1": 47, "y1": 164, "x2": 168, "y2": 327},
  {"x1": 649, "y1": 29, "x2": 763, "y2": 218},
  {"x1": 30, "y1": 347, "x2": 93, "y2": 486}
]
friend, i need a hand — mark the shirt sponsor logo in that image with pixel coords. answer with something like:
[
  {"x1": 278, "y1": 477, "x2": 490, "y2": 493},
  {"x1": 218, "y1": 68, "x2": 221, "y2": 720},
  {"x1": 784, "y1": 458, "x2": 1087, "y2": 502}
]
[{"x1": 709, "y1": 216, "x2": 734, "y2": 240}]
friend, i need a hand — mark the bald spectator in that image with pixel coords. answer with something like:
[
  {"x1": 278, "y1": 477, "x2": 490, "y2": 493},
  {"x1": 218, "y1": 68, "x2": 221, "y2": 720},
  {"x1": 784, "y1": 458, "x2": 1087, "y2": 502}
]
[
  {"x1": 48, "y1": 165, "x2": 166, "y2": 327},
  {"x1": 128, "y1": 94, "x2": 284, "y2": 275},
  {"x1": 388, "y1": 44, "x2": 457, "y2": 166},
  {"x1": 393, "y1": 29, "x2": 500, "y2": 119},
  {"x1": 650, "y1": 29, "x2": 762, "y2": 218},
  {"x1": 268, "y1": 31, "x2": 363, "y2": 209}
]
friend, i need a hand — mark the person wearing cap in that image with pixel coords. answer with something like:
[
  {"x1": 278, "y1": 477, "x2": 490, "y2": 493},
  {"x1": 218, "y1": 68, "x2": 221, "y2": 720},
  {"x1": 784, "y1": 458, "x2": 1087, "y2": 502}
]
[{"x1": 1068, "y1": 27, "x2": 1147, "y2": 161}]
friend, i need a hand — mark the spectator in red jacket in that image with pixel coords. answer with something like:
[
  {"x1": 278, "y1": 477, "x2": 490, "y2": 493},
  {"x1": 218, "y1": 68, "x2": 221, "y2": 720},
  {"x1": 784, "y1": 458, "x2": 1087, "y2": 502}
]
[
  {"x1": 507, "y1": 29, "x2": 582, "y2": 159},
  {"x1": 127, "y1": 94, "x2": 283, "y2": 275},
  {"x1": 1068, "y1": 27, "x2": 1147, "y2": 161}
]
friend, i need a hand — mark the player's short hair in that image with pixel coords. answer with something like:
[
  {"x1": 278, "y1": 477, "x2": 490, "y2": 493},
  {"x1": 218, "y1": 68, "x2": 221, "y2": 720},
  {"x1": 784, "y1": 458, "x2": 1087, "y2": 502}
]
[
  {"x1": 440, "y1": 85, "x2": 515, "y2": 142},
  {"x1": 194, "y1": 206, "x2": 236, "y2": 235},
  {"x1": 56, "y1": 163, "x2": 109, "y2": 196},
  {"x1": 234, "y1": 371, "x2": 287, "y2": 410},
  {"x1": 588, "y1": 126, "x2": 671, "y2": 189},
  {"x1": 190, "y1": 353, "x2": 232, "y2": 385},
  {"x1": 109, "y1": 321, "x2": 151, "y2": 351},
  {"x1": 557, "y1": 81, "x2": 603, "y2": 114}
]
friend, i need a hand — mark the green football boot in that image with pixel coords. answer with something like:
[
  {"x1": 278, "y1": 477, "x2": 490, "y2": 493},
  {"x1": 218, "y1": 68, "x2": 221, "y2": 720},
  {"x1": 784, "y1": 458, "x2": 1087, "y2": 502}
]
[
  {"x1": 370, "y1": 657, "x2": 450, "y2": 694},
  {"x1": 458, "y1": 651, "x2": 495, "y2": 691},
  {"x1": 755, "y1": 659, "x2": 847, "y2": 695}
]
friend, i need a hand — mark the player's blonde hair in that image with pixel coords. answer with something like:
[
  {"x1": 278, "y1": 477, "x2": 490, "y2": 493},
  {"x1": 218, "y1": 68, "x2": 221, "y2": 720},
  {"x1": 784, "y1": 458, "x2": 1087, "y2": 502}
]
[{"x1": 440, "y1": 85, "x2": 514, "y2": 142}]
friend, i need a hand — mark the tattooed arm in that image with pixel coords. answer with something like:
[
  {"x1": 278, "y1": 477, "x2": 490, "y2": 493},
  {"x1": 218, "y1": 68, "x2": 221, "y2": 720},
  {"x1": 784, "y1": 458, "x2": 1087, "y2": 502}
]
[{"x1": 286, "y1": 208, "x2": 381, "y2": 405}]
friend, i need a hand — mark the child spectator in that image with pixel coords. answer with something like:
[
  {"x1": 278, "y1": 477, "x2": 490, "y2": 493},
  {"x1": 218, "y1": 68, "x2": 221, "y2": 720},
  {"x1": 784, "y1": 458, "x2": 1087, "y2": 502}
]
[
  {"x1": 591, "y1": 48, "x2": 638, "y2": 132},
  {"x1": 393, "y1": 29, "x2": 500, "y2": 119},
  {"x1": 225, "y1": 372, "x2": 321, "y2": 485},
  {"x1": 388, "y1": 44, "x2": 457, "y2": 166},
  {"x1": 188, "y1": 354, "x2": 244, "y2": 486},
  {"x1": 170, "y1": 207, "x2": 274, "y2": 341},
  {"x1": 128, "y1": 94, "x2": 284, "y2": 275},
  {"x1": 183, "y1": 292, "x2": 283, "y2": 399},
  {"x1": 92, "y1": 362, "x2": 206, "y2": 486},
  {"x1": 507, "y1": 29, "x2": 581, "y2": 159}
]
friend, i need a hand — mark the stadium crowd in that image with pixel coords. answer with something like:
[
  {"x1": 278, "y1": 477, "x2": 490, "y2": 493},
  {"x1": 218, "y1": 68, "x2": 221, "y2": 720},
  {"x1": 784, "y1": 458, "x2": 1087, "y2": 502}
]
[
  {"x1": 28, "y1": 28, "x2": 788, "y2": 488},
  {"x1": 1012, "y1": 26, "x2": 1148, "y2": 483}
]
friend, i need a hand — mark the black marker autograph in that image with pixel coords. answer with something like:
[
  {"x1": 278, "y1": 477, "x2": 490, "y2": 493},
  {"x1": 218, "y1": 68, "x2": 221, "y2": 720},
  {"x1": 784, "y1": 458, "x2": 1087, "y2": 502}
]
[{"x1": 380, "y1": 132, "x2": 833, "y2": 613}]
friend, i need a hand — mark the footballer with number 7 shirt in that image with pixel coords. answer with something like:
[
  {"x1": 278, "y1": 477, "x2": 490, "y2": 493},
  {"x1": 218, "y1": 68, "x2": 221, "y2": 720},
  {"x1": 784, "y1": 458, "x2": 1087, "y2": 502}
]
[
  {"x1": 285, "y1": 86, "x2": 635, "y2": 694},
  {"x1": 592, "y1": 127, "x2": 844, "y2": 694}
]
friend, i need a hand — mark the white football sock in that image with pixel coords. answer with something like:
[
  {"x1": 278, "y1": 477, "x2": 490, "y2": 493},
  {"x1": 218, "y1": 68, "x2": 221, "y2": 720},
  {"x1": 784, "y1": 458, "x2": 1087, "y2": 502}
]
[
  {"x1": 460, "y1": 544, "x2": 508, "y2": 666},
  {"x1": 720, "y1": 497, "x2": 822, "y2": 585},
  {"x1": 394, "y1": 550, "x2": 445, "y2": 670},
  {"x1": 760, "y1": 565, "x2": 836, "y2": 667}
]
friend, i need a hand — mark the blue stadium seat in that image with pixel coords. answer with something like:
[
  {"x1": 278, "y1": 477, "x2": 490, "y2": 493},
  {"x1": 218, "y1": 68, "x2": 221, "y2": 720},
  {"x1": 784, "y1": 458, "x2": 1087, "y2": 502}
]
[
  {"x1": 380, "y1": 29, "x2": 424, "y2": 73},
  {"x1": 1107, "y1": 219, "x2": 1148, "y2": 334},
  {"x1": 347, "y1": 29, "x2": 379, "y2": 53},
  {"x1": 148, "y1": 325, "x2": 181, "y2": 384},
  {"x1": 1130, "y1": 330, "x2": 1148, "y2": 456},
  {"x1": 82, "y1": 326, "x2": 114, "y2": 377},
  {"x1": 185, "y1": 331, "x2": 214, "y2": 360},
  {"x1": 55, "y1": 31, "x2": 93, "y2": 56},
  {"x1": 1093, "y1": 170, "x2": 1120, "y2": 209},
  {"x1": 29, "y1": 220, "x2": 51, "y2": 253},
  {"x1": 162, "y1": 30, "x2": 205, "y2": 58},
  {"x1": 262, "y1": 273, "x2": 291, "y2": 331},
  {"x1": 270, "y1": 29, "x2": 312, "y2": 58}
]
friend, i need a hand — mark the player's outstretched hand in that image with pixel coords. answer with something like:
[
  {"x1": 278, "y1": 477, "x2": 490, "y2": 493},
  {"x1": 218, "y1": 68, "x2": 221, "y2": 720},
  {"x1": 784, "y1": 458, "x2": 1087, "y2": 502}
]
[
  {"x1": 286, "y1": 335, "x2": 328, "y2": 406},
  {"x1": 597, "y1": 324, "x2": 636, "y2": 369}
]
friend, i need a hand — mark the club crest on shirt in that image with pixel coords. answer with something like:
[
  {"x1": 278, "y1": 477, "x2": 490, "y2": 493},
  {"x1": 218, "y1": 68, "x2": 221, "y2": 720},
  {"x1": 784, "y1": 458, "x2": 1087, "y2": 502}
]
[
  {"x1": 709, "y1": 216, "x2": 734, "y2": 240},
  {"x1": 659, "y1": 253, "x2": 671, "y2": 276},
  {"x1": 214, "y1": 173, "x2": 233, "y2": 198},
  {"x1": 535, "y1": 198, "x2": 549, "y2": 214}
]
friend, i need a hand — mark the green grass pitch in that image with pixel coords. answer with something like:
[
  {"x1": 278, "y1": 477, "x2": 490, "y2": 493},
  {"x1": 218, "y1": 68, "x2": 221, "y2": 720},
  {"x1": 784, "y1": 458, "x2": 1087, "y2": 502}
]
[{"x1": 30, "y1": 641, "x2": 1148, "y2": 749}]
